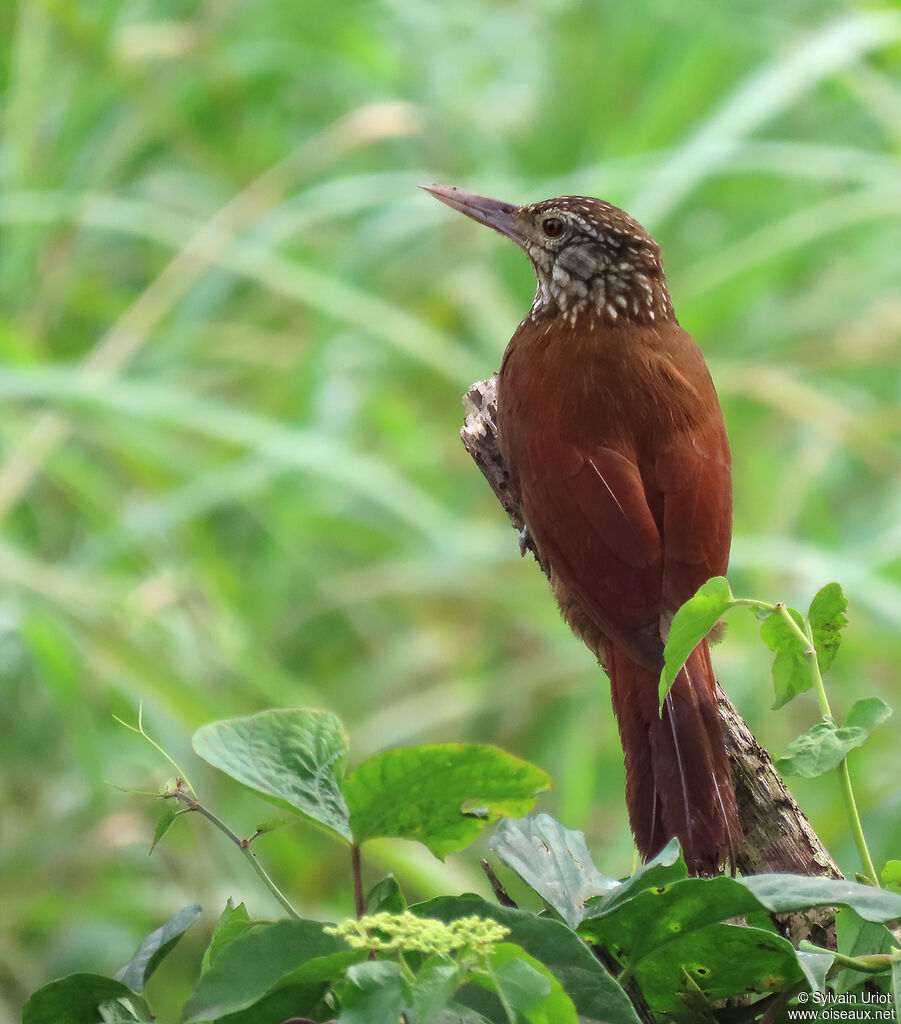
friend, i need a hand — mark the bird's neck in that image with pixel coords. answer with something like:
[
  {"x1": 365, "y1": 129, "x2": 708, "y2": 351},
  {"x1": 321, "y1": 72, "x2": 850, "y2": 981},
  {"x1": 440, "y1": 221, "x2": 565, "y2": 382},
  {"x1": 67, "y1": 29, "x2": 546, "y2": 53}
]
[{"x1": 528, "y1": 265, "x2": 674, "y2": 327}]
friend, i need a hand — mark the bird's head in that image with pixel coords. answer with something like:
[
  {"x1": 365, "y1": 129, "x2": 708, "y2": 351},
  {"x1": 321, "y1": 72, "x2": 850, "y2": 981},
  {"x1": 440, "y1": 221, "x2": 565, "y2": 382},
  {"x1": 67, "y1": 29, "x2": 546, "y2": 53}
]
[{"x1": 421, "y1": 184, "x2": 674, "y2": 326}]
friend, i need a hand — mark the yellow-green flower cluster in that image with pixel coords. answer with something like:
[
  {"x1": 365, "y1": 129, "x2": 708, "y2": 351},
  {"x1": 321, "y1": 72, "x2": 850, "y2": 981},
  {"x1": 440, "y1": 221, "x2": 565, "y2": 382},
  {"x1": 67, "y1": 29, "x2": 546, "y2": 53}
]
[{"x1": 324, "y1": 912, "x2": 509, "y2": 957}]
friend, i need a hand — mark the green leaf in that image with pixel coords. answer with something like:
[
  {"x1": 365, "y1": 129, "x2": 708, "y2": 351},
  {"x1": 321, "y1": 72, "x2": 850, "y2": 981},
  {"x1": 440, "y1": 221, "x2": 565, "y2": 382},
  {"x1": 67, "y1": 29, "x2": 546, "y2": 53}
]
[
  {"x1": 343, "y1": 744, "x2": 551, "y2": 858},
  {"x1": 659, "y1": 577, "x2": 734, "y2": 703},
  {"x1": 182, "y1": 918, "x2": 356, "y2": 1022},
  {"x1": 192, "y1": 708, "x2": 352, "y2": 841},
  {"x1": 336, "y1": 960, "x2": 408, "y2": 1024},
  {"x1": 430, "y1": 1007, "x2": 492, "y2": 1023},
  {"x1": 476, "y1": 944, "x2": 578, "y2": 1024},
  {"x1": 740, "y1": 874, "x2": 901, "y2": 923},
  {"x1": 114, "y1": 904, "x2": 201, "y2": 993},
  {"x1": 808, "y1": 582, "x2": 848, "y2": 672},
  {"x1": 881, "y1": 860, "x2": 901, "y2": 894},
  {"x1": 578, "y1": 871, "x2": 808, "y2": 1012},
  {"x1": 578, "y1": 876, "x2": 764, "y2": 959},
  {"x1": 200, "y1": 900, "x2": 252, "y2": 976},
  {"x1": 412, "y1": 894, "x2": 641, "y2": 1024},
  {"x1": 212, "y1": 985, "x2": 328, "y2": 1024},
  {"x1": 775, "y1": 698, "x2": 892, "y2": 778},
  {"x1": 796, "y1": 949, "x2": 833, "y2": 995},
  {"x1": 490, "y1": 814, "x2": 619, "y2": 928},
  {"x1": 366, "y1": 874, "x2": 407, "y2": 915},
  {"x1": 22, "y1": 974, "x2": 137, "y2": 1024},
  {"x1": 149, "y1": 804, "x2": 180, "y2": 854},
  {"x1": 892, "y1": 955, "x2": 901, "y2": 1024},
  {"x1": 411, "y1": 961, "x2": 462, "y2": 1024},
  {"x1": 761, "y1": 606, "x2": 810, "y2": 709},
  {"x1": 252, "y1": 815, "x2": 301, "y2": 836},
  {"x1": 834, "y1": 907, "x2": 896, "y2": 995},
  {"x1": 586, "y1": 837, "x2": 686, "y2": 917},
  {"x1": 843, "y1": 696, "x2": 892, "y2": 734},
  {"x1": 633, "y1": 922, "x2": 803, "y2": 1011}
]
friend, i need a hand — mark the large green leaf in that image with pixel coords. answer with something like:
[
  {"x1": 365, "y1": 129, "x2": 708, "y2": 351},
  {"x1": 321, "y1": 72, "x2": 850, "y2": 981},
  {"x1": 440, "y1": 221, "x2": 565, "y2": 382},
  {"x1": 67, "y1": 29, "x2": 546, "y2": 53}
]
[
  {"x1": 630, "y1": 922, "x2": 803, "y2": 1011},
  {"x1": 577, "y1": 876, "x2": 802, "y2": 1011},
  {"x1": 740, "y1": 875, "x2": 901, "y2": 922},
  {"x1": 578, "y1": 876, "x2": 764, "y2": 960},
  {"x1": 22, "y1": 974, "x2": 138, "y2": 1024},
  {"x1": 343, "y1": 744, "x2": 551, "y2": 858},
  {"x1": 659, "y1": 577, "x2": 734, "y2": 703},
  {"x1": 115, "y1": 903, "x2": 202, "y2": 993},
  {"x1": 490, "y1": 814, "x2": 619, "y2": 928},
  {"x1": 181, "y1": 919, "x2": 359, "y2": 1022},
  {"x1": 192, "y1": 708, "x2": 352, "y2": 841},
  {"x1": 412, "y1": 894, "x2": 642, "y2": 1024},
  {"x1": 577, "y1": 869, "x2": 831, "y2": 1012},
  {"x1": 776, "y1": 698, "x2": 892, "y2": 778}
]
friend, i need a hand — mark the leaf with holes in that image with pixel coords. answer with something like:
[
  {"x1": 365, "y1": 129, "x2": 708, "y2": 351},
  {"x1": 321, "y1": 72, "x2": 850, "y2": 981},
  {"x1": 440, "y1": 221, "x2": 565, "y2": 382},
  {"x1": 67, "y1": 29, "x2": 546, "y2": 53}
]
[
  {"x1": 343, "y1": 744, "x2": 551, "y2": 858},
  {"x1": 808, "y1": 582, "x2": 848, "y2": 672},
  {"x1": 490, "y1": 814, "x2": 619, "y2": 927},
  {"x1": 579, "y1": 876, "x2": 763, "y2": 958},
  {"x1": 576, "y1": 872, "x2": 811, "y2": 1012}
]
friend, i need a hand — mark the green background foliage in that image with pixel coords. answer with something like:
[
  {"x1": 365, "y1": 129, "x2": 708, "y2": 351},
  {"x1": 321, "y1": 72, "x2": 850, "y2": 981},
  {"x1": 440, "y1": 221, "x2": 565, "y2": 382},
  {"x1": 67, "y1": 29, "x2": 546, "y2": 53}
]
[{"x1": 2, "y1": 0, "x2": 900, "y2": 1019}]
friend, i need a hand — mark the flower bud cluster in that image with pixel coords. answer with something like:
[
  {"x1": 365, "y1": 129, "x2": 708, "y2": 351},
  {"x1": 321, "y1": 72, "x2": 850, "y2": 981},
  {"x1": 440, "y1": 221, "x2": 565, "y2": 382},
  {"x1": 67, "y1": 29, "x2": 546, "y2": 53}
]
[{"x1": 325, "y1": 912, "x2": 509, "y2": 957}]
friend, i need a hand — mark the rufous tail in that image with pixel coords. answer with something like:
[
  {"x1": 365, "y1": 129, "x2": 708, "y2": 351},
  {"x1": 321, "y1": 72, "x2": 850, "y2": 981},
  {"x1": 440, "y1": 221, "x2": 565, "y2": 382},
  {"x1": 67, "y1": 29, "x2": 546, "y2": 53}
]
[{"x1": 606, "y1": 640, "x2": 740, "y2": 875}]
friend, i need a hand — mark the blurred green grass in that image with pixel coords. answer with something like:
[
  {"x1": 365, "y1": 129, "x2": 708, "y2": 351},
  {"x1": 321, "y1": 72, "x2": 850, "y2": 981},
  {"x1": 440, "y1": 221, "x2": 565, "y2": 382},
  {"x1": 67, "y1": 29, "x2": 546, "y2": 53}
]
[{"x1": 2, "y1": 0, "x2": 901, "y2": 1018}]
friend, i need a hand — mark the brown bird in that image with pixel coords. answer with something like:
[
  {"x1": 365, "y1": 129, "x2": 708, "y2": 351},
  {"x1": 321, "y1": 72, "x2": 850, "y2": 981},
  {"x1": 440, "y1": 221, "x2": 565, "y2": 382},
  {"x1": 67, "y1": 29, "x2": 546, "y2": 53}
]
[{"x1": 422, "y1": 184, "x2": 740, "y2": 874}]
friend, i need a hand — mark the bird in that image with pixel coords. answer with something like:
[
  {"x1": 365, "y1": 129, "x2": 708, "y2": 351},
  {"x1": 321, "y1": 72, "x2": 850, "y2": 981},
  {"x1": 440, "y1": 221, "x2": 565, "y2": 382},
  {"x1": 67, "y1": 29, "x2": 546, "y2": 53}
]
[{"x1": 421, "y1": 183, "x2": 740, "y2": 875}]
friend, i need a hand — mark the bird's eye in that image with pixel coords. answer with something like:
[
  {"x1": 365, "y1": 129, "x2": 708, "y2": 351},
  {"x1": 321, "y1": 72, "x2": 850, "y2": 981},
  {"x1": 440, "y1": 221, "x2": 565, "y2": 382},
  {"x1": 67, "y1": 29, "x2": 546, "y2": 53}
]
[{"x1": 541, "y1": 216, "x2": 565, "y2": 238}]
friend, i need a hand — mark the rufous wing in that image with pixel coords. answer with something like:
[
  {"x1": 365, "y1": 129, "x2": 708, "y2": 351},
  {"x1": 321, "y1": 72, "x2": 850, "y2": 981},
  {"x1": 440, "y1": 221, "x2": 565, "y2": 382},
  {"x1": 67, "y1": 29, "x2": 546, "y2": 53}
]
[{"x1": 509, "y1": 413, "x2": 730, "y2": 668}]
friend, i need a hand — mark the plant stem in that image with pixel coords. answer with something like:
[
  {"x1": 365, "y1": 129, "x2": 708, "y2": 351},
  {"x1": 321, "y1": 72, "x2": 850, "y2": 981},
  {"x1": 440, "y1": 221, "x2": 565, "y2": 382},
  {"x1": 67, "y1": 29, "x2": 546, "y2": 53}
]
[
  {"x1": 800, "y1": 941, "x2": 901, "y2": 973},
  {"x1": 776, "y1": 606, "x2": 831, "y2": 717},
  {"x1": 173, "y1": 791, "x2": 301, "y2": 917},
  {"x1": 837, "y1": 759, "x2": 879, "y2": 886},
  {"x1": 352, "y1": 844, "x2": 365, "y2": 918},
  {"x1": 732, "y1": 598, "x2": 778, "y2": 614},
  {"x1": 775, "y1": 606, "x2": 879, "y2": 886}
]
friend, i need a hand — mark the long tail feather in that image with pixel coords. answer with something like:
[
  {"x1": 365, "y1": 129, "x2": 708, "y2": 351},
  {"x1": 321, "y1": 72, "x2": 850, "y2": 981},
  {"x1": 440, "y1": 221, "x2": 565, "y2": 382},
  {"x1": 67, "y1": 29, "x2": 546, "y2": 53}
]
[{"x1": 606, "y1": 639, "x2": 740, "y2": 874}]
